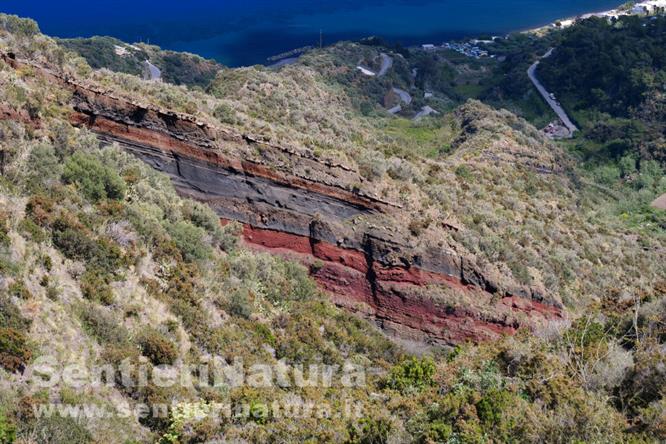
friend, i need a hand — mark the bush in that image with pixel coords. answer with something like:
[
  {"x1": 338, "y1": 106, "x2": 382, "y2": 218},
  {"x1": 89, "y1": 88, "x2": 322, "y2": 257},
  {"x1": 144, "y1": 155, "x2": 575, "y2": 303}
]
[
  {"x1": 80, "y1": 270, "x2": 114, "y2": 305},
  {"x1": 264, "y1": 260, "x2": 317, "y2": 303},
  {"x1": 455, "y1": 164, "x2": 473, "y2": 180},
  {"x1": 0, "y1": 214, "x2": 9, "y2": 248},
  {"x1": 26, "y1": 415, "x2": 92, "y2": 444},
  {"x1": 0, "y1": 327, "x2": 32, "y2": 372},
  {"x1": 25, "y1": 144, "x2": 62, "y2": 192},
  {"x1": 347, "y1": 417, "x2": 391, "y2": 444},
  {"x1": 419, "y1": 421, "x2": 453, "y2": 444},
  {"x1": 386, "y1": 357, "x2": 436, "y2": 393},
  {"x1": 228, "y1": 289, "x2": 253, "y2": 319},
  {"x1": 0, "y1": 14, "x2": 39, "y2": 37},
  {"x1": 0, "y1": 410, "x2": 15, "y2": 444},
  {"x1": 62, "y1": 152, "x2": 126, "y2": 202},
  {"x1": 213, "y1": 103, "x2": 237, "y2": 124},
  {"x1": 0, "y1": 297, "x2": 30, "y2": 331},
  {"x1": 476, "y1": 389, "x2": 513, "y2": 427},
  {"x1": 166, "y1": 221, "x2": 211, "y2": 262},
  {"x1": 51, "y1": 216, "x2": 124, "y2": 274},
  {"x1": 182, "y1": 201, "x2": 238, "y2": 251},
  {"x1": 7, "y1": 281, "x2": 31, "y2": 300},
  {"x1": 77, "y1": 303, "x2": 129, "y2": 345},
  {"x1": 138, "y1": 328, "x2": 178, "y2": 366},
  {"x1": 356, "y1": 150, "x2": 387, "y2": 181}
]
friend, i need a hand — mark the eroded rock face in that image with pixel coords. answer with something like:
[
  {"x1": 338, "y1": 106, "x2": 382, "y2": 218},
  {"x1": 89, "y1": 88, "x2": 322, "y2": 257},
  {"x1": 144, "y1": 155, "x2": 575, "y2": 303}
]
[
  {"x1": 240, "y1": 224, "x2": 562, "y2": 345},
  {"x1": 3, "y1": 52, "x2": 565, "y2": 346}
]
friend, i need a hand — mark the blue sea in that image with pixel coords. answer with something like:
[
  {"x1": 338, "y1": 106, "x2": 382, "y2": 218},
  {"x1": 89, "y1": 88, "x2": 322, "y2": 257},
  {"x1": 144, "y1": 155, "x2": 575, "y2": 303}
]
[{"x1": 1, "y1": 0, "x2": 621, "y2": 66}]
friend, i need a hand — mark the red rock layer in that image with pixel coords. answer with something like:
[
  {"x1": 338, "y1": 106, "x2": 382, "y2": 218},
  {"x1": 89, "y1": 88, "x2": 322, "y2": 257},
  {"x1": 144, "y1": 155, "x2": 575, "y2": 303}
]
[{"x1": 240, "y1": 223, "x2": 563, "y2": 345}]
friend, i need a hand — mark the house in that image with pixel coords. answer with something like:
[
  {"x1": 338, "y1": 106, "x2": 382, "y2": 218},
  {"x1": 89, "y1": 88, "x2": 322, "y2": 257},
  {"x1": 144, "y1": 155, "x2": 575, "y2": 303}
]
[{"x1": 142, "y1": 60, "x2": 161, "y2": 82}]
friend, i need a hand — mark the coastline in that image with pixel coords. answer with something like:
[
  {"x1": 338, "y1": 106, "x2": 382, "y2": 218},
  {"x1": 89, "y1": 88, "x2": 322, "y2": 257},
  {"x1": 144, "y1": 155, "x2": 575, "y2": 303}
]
[{"x1": 522, "y1": 0, "x2": 666, "y2": 34}]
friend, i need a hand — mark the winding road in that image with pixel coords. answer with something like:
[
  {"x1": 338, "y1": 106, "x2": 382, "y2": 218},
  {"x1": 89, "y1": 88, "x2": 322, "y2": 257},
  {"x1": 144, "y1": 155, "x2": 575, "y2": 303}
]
[
  {"x1": 528, "y1": 48, "x2": 578, "y2": 134},
  {"x1": 378, "y1": 53, "x2": 393, "y2": 77}
]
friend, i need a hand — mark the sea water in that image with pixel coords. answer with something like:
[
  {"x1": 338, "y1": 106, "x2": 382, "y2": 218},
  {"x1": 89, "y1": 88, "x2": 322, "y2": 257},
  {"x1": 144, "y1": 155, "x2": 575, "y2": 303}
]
[{"x1": 1, "y1": 0, "x2": 621, "y2": 66}]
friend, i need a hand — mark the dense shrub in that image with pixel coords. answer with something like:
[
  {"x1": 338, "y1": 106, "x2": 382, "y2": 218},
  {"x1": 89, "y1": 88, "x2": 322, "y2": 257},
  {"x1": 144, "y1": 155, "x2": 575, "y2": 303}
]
[
  {"x1": 0, "y1": 327, "x2": 31, "y2": 372},
  {"x1": 0, "y1": 296, "x2": 32, "y2": 372},
  {"x1": 346, "y1": 417, "x2": 392, "y2": 444},
  {"x1": 137, "y1": 328, "x2": 178, "y2": 366},
  {"x1": 79, "y1": 270, "x2": 114, "y2": 305},
  {"x1": 62, "y1": 152, "x2": 126, "y2": 202},
  {"x1": 0, "y1": 14, "x2": 39, "y2": 37},
  {"x1": 51, "y1": 216, "x2": 124, "y2": 274},
  {"x1": 166, "y1": 221, "x2": 211, "y2": 262},
  {"x1": 476, "y1": 389, "x2": 514, "y2": 428},
  {"x1": 0, "y1": 214, "x2": 9, "y2": 248},
  {"x1": 0, "y1": 410, "x2": 16, "y2": 444},
  {"x1": 228, "y1": 289, "x2": 253, "y2": 319},
  {"x1": 26, "y1": 415, "x2": 92, "y2": 444},
  {"x1": 0, "y1": 297, "x2": 30, "y2": 331},
  {"x1": 213, "y1": 103, "x2": 237, "y2": 124},
  {"x1": 386, "y1": 357, "x2": 436, "y2": 393},
  {"x1": 77, "y1": 303, "x2": 129, "y2": 345},
  {"x1": 25, "y1": 194, "x2": 57, "y2": 227}
]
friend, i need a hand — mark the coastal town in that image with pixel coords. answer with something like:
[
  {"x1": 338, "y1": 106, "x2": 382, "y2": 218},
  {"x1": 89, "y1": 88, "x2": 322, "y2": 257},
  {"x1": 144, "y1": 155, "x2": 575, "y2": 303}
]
[{"x1": 416, "y1": 0, "x2": 666, "y2": 59}]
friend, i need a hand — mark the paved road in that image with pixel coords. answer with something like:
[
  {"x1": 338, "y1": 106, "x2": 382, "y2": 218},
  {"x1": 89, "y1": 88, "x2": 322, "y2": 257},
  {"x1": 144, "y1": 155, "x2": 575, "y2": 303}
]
[
  {"x1": 357, "y1": 53, "x2": 393, "y2": 77},
  {"x1": 269, "y1": 57, "x2": 299, "y2": 69},
  {"x1": 378, "y1": 53, "x2": 393, "y2": 77},
  {"x1": 414, "y1": 105, "x2": 439, "y2": 120},
  {"x1": 388, "y1": 104, "x2": 402, "y2": 115},
  {"x1": 357, "y1": 65, "x2": 376, "y2": 76},
  {"x1": 392, "y1": 87, "x2": 412, "y2": 105},
  {"x1": 528, "y1": 48, "x2": 578, "y2": 134},
  {"x1": 143, "y1": 60, "x2": 161, "y2": 81}
]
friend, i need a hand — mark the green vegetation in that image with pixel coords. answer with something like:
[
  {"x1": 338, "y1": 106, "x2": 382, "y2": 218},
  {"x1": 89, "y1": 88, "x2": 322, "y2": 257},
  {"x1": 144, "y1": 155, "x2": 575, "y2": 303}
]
[
  {"x1": 385, "y1": 357, "x2": 436, "y2": 393},
  {"x1": 540, "y1": 15, "x2": 666, "y2": 165},
  {"x1": 0, "y1": 296, "x2": 32, "y2": 373},
  {"x1": 518, "y1": 15, "x2": 666, "y2": 233},
  {"x1": 62, "y1": 152, "x2": 126, "y2": 201},
  {"x1": 0, "y1": 410, "x2": 15, "y2": 444}
]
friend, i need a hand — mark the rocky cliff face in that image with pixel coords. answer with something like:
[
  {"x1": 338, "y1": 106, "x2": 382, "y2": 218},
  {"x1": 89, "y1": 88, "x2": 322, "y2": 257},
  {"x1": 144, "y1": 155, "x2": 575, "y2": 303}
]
[{"x1": 3, "y1": 52, "x2": 565, "y2": 346}]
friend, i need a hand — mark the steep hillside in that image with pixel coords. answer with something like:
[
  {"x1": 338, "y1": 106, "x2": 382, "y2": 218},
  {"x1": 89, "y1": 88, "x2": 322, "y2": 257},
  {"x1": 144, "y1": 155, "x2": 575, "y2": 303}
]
[{"x1": 0, "y1": 13, "x2": 664, "y2": 444}]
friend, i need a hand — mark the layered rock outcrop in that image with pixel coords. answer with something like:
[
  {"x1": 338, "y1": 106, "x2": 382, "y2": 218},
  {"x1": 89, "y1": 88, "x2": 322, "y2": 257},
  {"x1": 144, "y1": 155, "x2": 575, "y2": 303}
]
[{"x1": 2, "y1": 52, "x2": 565, "y2": 345}]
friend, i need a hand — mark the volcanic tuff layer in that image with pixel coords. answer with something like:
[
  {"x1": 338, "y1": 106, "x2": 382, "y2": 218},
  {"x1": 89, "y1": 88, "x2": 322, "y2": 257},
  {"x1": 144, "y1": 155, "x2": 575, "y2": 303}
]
[{"x1": 2, "y1": 52, "x2": 564, "y2": 345}]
